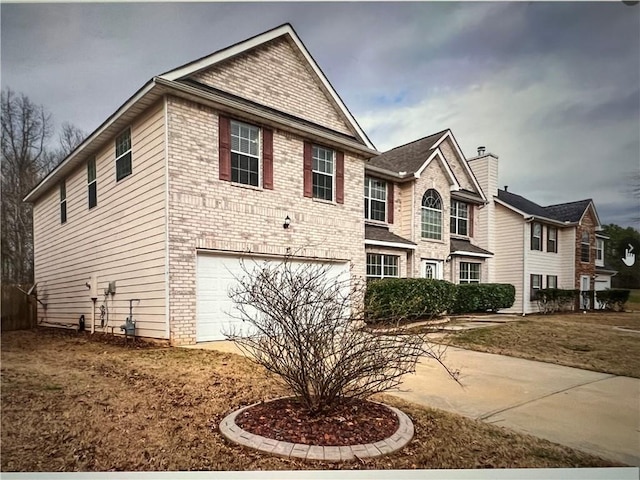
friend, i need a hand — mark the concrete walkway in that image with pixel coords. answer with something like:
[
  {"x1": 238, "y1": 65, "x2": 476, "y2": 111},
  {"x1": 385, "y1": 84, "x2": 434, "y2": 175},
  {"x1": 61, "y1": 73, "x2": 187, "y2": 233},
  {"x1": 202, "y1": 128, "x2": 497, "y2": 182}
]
[{"x1": 187, "y1": 340, "x2": 640, "y2": 466}]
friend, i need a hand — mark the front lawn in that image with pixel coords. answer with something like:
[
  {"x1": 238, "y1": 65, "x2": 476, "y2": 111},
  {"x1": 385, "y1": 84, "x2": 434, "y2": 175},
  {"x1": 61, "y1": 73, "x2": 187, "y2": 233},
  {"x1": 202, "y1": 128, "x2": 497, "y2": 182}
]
[
  {"x1": 446, "y1": 312, "x2": 640, "y2": 378},
  {"x1": 0, "y1": 328, "x2": 621, "y2": 471}
]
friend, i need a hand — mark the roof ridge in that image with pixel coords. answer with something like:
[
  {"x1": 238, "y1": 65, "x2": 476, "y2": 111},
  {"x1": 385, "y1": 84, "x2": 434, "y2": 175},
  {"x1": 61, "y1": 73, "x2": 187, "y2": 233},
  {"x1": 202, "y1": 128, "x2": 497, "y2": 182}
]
[{"x1": 544, "y1": 198, "x2": 592, "y2": 208}]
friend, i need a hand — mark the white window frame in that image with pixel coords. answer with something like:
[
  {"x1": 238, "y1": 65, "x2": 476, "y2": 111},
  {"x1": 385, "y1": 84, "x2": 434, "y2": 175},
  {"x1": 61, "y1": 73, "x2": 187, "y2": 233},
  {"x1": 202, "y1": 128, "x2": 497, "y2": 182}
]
[
  {"x1": 459, "y1": 262, "x2": 480, "y2": 284},
  {"x1": 581, "y1": 231, "x2": 590, "y2": 263},
  {"x1": 450, "y1": 200, "x2": 469, "y2": 236},
  {"x1": 364, "y1": 177, "x2": 387, "y2": 222},
  {"x1": 547, "y1": 226, "x2": 557, "y2": 253},
  {"x1": 60, "y1": 181, "x2": 67, "y2": 224},
  {"x1": 366, "y1": 253, "x2": 399, "y2": 280},
  {"x1": 230, "y1": 119, "x2": 261, "y2": 187},
  {"x1": 546, "y1": 275, "x2": 558, "y2": 289},
  {"x1": 87, "y1": 157, "x2": 97, "y2": 209},
  {"x1": 421, "y1": 189, "x2": 443, "y2": 240},
  {"x1": 531, "y1": 274, "x2": 543, "y2": 300},
  {"x1": 531, "y1": 222, "x2": 542, "y2": 251},
  {"x1": 596, "y1": 238, "x2": 604, "y2": 266},
  {"x1": 422, "y1": 259, "x2": 443, "y2": 280},
  {"x1": 115, "y1": 127, "x2": 132, "y2": 181},
  {"x1": 312, "y1": 145, "x2": 335, "y2": 201}
]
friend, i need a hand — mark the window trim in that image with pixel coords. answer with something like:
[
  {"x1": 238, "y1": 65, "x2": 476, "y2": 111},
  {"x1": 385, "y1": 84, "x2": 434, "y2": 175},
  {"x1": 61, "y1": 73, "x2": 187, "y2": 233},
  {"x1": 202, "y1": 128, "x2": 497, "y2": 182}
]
[
  {"x1": 450, "y1": 200, "x2": 469, "y2": 236},
  {"x1": 87, "y1": 158, "x2": 97, "y2": 209},
  {"x1": 366, "y1": 253, "x2": 399, "y2": 280},
  {"x1": 531, "y1": 222, "x2": 542, "y2": 251},
  {"x1": 311, "y1": 144, "x2": 335, "y2": 202},
  {"x1": 230, "y1": 119, "x2": 261, "y2": 188},
  {"x1": 60, "y1": 181, "x2": 67, "y2": 224},
  {"x1": 595, "y1": 238, "x2": 604, "y2": 266},
  {"x1": 364, "y1": 176, "x2": 387, "y2": 223},
  {"x1": 421, "y1": 189, "x2": 443, "y2": 240},
  {"x1": 459, "y1": 262, "x2": 481, "y2": 284},
  {"x1": 530, "y1": 274, "x2": 543, "y2": 300},
  {"x1": 546, "y1": 275, "x2": 558, "y2": 289},
  {"x1": 547, "y1": 226, "x2": 557, "y2": 253},
  {"x1": 115, "y1": 127, "x2": 132, "y2": 182}
]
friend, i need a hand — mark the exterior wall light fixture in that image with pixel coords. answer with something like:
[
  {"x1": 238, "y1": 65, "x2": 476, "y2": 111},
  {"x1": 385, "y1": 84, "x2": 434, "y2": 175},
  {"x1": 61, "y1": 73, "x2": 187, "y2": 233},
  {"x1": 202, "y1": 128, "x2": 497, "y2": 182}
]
[{"x1": 283, "y1": 215, "x2": 291, "y2": 229}]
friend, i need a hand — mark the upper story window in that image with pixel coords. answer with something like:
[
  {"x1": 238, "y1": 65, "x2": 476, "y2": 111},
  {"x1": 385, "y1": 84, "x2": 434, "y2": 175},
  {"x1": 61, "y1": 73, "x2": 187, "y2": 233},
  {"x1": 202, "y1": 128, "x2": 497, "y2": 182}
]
[
  {"x1": 115, "y1": 128, "x2": 132, "y2": 181},
  {"x1": 87, "y1": 158, "x2": 97, "y2": 209},
  {"x1": 547, "y1": 226, "x2": 557, "y2": 253},
  {"x1": 459, "y1": 262, "x2": 480, "y2": 284},
  {"x1": 230, "y1": 120, "x2": 260, "y2": 187},
  {"x1": 581, "y1": 231, "x2": 590, "y2": 262},
  {"x1": 366, "y1": 253, "x2": 399, "y2": 280},
  {"x1": 364, "y1": 177, "x2": 387, "y2": 222},
  {"x1": 596, "y1": 238, "x2": 604, "y2": 266},
  {"x1": 60, "y1": 181, "x2": 67, "y2": 224},
  {"x1": 450, "y1": 200, "x2": 469, "y2": 236},
  {"x1": 312, "y1": 145, "x2": 335, "y2": 201},
  {"x1": 531, "y1": 222, "x2": 542, "y2": 251},
  {"x1": 421, "y1": 189, "x2": 442, "y2": 240}
]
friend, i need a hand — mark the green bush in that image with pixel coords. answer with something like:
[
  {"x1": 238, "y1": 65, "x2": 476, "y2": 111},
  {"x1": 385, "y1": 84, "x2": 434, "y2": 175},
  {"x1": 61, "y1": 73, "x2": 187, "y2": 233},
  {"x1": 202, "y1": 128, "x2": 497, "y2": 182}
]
[
  {"x1": 364, "y1": 278, "x2": 457, "y2": 324},
  {"x1": 451, "y1": 283, "x2": 516, "y2": 314},
  {"x1": 595, "y1": 289, "x2": 630, "y2": 311},
  {"x1": 536, "y1": 288, "x2": 580, "y2": 313}
]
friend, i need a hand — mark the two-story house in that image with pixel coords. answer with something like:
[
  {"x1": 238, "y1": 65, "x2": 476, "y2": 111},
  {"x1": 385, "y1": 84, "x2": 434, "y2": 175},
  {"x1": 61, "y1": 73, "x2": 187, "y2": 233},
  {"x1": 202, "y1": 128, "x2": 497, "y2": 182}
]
[
  {"x1": 363, "y1": 130, "x2": 493, "y2": 284},
  {"x1": 468, "y1": 148, "x2": 616, "y2": 313},
  {"x1": 24, "y1": 24, "x2": 378, "y2": 345}
]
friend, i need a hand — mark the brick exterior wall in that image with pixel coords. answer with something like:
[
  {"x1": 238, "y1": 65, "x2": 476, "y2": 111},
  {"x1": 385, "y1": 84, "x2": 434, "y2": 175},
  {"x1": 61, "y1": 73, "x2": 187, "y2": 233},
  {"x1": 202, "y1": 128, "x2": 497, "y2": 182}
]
[
  {"x1": 166, "y1": 96, "x2": 366, "y2": 345},
  {"x1": 192, "y1": 37, "x2": 353, "y2": 136}
]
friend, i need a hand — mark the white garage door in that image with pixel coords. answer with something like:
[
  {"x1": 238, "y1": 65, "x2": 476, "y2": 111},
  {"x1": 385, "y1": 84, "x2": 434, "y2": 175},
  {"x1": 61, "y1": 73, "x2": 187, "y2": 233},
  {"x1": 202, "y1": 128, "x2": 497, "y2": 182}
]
[{"x1": 196, "y1": 253, "x2": 350, "y2": 342}]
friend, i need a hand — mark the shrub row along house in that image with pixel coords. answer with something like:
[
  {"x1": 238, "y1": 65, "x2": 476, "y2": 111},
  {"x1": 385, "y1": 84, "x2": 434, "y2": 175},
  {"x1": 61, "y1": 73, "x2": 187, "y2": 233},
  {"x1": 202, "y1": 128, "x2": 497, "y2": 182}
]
[{"x1": 24, "y1": 24, "x2": 616, "y2": 344}]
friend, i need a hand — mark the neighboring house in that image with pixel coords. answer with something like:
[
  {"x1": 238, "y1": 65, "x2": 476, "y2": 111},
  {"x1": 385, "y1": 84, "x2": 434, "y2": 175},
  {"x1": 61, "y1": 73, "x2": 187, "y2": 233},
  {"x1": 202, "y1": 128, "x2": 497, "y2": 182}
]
[
  {"x1": 467, "y1": 148, "x2": 616, "y2": 313},
  {"x1": 24, "y1": 24, "x2": 378, "y2": 345},
  {"x1": 363, "y1": 130, "x2": 493, "y2": 284}
]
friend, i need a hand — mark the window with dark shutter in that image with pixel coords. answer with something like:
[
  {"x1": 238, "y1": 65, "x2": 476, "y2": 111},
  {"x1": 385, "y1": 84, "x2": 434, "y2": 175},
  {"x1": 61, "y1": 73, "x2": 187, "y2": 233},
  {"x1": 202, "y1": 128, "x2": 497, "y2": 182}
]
[
  {"x1": 303, "y1": 141, "x2": 313, "y2": 198},
  {"x1": 218, "y1": 116, "x2": 231, "y2": 181},
  {"x1": 387, "y1": 182, "x2": 394, "y2": 224},
  {"x1": 262, "y1": 128, "x2": 273, "y2": 190},
  {"x1": 336, "y1": 151, "x2": 344, "y2": 204}
]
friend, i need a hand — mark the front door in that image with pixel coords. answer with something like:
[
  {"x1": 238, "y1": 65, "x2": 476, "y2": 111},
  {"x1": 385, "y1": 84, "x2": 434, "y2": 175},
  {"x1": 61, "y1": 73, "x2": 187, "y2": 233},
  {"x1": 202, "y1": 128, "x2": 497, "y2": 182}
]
[
  {"x1": 580, "y1": 275, "x2": 591, "y2": 310},
  {"x1": 422, "y1": 260, "x2": 443, "y2": 280}
]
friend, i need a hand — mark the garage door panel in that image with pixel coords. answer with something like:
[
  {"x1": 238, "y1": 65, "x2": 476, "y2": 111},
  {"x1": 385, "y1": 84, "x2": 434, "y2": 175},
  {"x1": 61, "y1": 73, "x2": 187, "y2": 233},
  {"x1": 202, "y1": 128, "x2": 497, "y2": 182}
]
[{"x1": 196, "y1": 254, "x2": 349, "y2": 342}]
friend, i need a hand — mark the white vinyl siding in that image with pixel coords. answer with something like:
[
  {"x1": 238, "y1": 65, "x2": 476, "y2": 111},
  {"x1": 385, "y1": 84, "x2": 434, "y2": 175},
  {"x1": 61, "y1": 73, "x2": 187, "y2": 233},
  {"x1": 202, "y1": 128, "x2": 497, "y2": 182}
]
[
  {"x1": 493, "y1": 205, "x2": 525, "y2": 313},
  {"x1": 32, "y1": 103, "x2": 167, "y2": 339},
  {"x1": 596, "y1": 238, "x2": 604, "y2": 266}
]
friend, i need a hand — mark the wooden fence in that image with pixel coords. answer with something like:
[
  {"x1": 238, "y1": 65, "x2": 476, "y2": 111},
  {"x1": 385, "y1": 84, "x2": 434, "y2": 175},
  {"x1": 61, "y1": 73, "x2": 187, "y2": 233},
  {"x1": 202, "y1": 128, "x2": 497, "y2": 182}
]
[{"x1": 1, "y1": 283, "x2": 37, "y2": 331}]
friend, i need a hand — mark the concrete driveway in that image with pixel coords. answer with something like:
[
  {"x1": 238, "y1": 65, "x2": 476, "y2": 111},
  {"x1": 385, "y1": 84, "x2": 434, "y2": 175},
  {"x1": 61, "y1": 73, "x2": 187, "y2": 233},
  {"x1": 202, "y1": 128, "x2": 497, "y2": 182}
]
[
  {"x1": 188, "y1": 340, "x2": 639, "y2": 466},
  {"x1": 394, "y1": 346, "x2": 640, "y2": 466}
]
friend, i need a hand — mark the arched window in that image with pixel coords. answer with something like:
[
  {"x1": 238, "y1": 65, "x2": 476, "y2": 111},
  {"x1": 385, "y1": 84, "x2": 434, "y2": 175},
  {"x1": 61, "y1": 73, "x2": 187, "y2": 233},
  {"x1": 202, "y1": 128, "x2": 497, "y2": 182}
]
[{"x1": 421, "y1": 189, "x2": 442, "y2": 240}]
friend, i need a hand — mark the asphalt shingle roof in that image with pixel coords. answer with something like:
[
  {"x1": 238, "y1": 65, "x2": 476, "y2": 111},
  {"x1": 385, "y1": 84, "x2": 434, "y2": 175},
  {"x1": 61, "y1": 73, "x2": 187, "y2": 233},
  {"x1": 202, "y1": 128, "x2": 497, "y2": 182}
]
[
  {"x1": 365, "y1": 224, "x2": 416, "y2": 246},
  {"x1": 367, "y1": 130, "x2": 449, "y2": 174},
  {"x1": 450, "y1": 238, "x2": 493, "y2": 256},
  {"x1": 497, "y1": 189, "x2": 593, "y2": 223}
]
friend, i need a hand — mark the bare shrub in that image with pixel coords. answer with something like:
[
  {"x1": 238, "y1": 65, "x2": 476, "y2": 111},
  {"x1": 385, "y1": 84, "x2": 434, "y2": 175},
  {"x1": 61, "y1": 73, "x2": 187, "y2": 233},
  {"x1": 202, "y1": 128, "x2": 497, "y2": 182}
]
[{"x1": 225, "y1": 256, "x2": 458, "y2": 415}]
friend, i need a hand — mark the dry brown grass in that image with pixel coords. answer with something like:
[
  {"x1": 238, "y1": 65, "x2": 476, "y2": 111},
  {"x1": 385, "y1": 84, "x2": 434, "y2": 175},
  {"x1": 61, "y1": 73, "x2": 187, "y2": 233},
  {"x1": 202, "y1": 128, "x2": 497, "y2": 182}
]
[
  {"x1": 1, "y1": 328, "x2": 621, "y2": 471},
  {"x1": 447, "y1": 312, "x2": 640, "y2": 378}
]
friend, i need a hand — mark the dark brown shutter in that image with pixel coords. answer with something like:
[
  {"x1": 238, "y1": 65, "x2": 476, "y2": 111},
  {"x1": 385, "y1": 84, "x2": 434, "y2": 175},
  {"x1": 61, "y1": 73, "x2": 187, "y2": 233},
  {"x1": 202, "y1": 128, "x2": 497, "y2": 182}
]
[
  {"x1": 468, "y1": 204, "x2": 474, "y2": 237},
  {"x1": 387, "y1": 182, "x2": 394, "y2": 224},
  {"x1": 336, "y1": 151, "x2": 344, "y2": 204},
  {"x1": 262, "y1": 128, "x2": 273, "y2": 190},
  {"x1": 218, "y1": 115, "x2": 231, "y2": 181},
  {"x1": 303, "y1": 141, "x2": 313, "y2": 197}
]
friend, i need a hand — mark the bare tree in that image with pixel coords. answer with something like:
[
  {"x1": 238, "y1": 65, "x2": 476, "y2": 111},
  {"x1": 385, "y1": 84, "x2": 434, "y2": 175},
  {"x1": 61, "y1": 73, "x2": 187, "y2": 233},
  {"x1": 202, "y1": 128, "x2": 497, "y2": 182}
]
[
  {"x1": 1, "y1": 89, "x2": 53, "y2": 283},
  {"x1": 226, "y1": 257, "x2": 458, "y2": 415},
  {"x1": 55, "y1": 122, "x2": 86, "y2": 162}
]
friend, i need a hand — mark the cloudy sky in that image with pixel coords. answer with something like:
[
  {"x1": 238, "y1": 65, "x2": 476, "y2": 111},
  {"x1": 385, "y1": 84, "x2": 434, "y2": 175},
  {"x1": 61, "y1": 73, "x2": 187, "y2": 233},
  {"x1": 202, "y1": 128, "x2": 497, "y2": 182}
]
[{"x1": 2, "y1": 2, "x2": 639, "y2": 228}]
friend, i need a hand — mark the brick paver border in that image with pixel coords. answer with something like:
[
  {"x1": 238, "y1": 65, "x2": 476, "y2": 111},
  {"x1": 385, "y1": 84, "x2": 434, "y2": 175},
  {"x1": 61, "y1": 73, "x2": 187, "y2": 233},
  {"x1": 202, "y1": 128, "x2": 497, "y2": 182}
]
[{"x1": 219, "y1": 399, "x2": 414, "y2": 462}]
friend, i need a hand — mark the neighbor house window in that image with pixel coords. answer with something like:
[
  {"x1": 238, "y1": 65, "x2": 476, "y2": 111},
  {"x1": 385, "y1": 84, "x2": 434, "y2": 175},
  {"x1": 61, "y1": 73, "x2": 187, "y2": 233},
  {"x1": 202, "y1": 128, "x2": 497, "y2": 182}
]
[
  {"x1": 421, "y1": 189, "x2": 442, "y2": 240},
  {"x1": 366, "y1": 254, "x2": 399, "y2": 280},
  {"x1": 312, "y1": 145, "x2": 335, "y2": 201},
  {"x1": 60, "y1": 181, "x2": 67, "y2": 224},
  {"x1": 87, "y1": 158, "x2": 97, "y2": 209},
  {"x1": 115, "y1": 128, "x2": 132, "y2": 181},
  {"x1": 364, "y1": 177, "x2": 387, "y2": 222},
  {"x1": 450, "y1": 200, "x2": 469, "y2": 236},
  {"x1": 459, "y1": 262, "x2": 480, "y2": 284},
  {"x1": 581, "y1": 231, "x2": 590, "y2": 262},
  {"x1": 531, "y1": 222, "x2": 542, "y2": 251},
  {"x1": 547, "y1": 275, "x2": 558, "y2": 289},
  {"x1": 547, "y1": 226, "x2": 557, "y2": 253},
  {"x1": 230, "y1": 120, "x2": 260, "y2": 187},
  {"x1": 530, "y1": 274, "x2": 543, "y2": 300},
  {"x1": 596, "y1": 238, "x2": 604, "y2": 265}
]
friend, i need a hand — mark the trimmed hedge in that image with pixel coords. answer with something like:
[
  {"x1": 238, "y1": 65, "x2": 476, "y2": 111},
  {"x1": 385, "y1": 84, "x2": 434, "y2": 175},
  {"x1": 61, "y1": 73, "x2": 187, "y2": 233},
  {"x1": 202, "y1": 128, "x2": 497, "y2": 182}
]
[
  {"x1": 535, "y1": 288, "x2": 579, "y2": 313},
  {"x1": 364, "y1": 278, "x2": 457, "y2": 323},
  {"x1": 596, "y1": 289, "x2": 630, "y2": 311},
  {"x1": 364, "y1": 279, "x2": 516, "y2": 323},
  {"x1": 451, "y1": 283, "x2": 516, "y2": 314}
]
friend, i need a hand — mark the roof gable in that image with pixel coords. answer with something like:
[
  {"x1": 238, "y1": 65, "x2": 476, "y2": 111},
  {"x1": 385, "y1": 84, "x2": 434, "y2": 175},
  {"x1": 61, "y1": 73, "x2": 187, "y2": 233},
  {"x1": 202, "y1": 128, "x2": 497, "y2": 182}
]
[
  {"x1": 367, "y1": 129, "x2": 448, "y2": 175},
  {"x1": 160, "y1": 24, "x2": 374, "y2": 149}
]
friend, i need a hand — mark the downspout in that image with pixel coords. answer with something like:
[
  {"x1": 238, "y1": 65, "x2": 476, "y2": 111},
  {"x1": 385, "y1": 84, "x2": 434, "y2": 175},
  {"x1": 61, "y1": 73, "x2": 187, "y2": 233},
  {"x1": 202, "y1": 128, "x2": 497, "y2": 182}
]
[
  {"x1": 522, "y1": 217, "x2": 533, "y2": 314},
  {"x1": 411, "y1": 181, "x2": 416, "y2": 276},
  {"x1": 164, "y1": 94, "x2": 171, "y2": 341}
]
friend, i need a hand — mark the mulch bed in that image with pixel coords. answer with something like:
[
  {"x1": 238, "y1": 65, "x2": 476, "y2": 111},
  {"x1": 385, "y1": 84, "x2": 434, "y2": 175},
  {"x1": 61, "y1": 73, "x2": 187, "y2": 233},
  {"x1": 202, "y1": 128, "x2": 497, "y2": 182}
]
[{"x1": 234, "y1": 397, "x2": 400, "y2": 446}]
